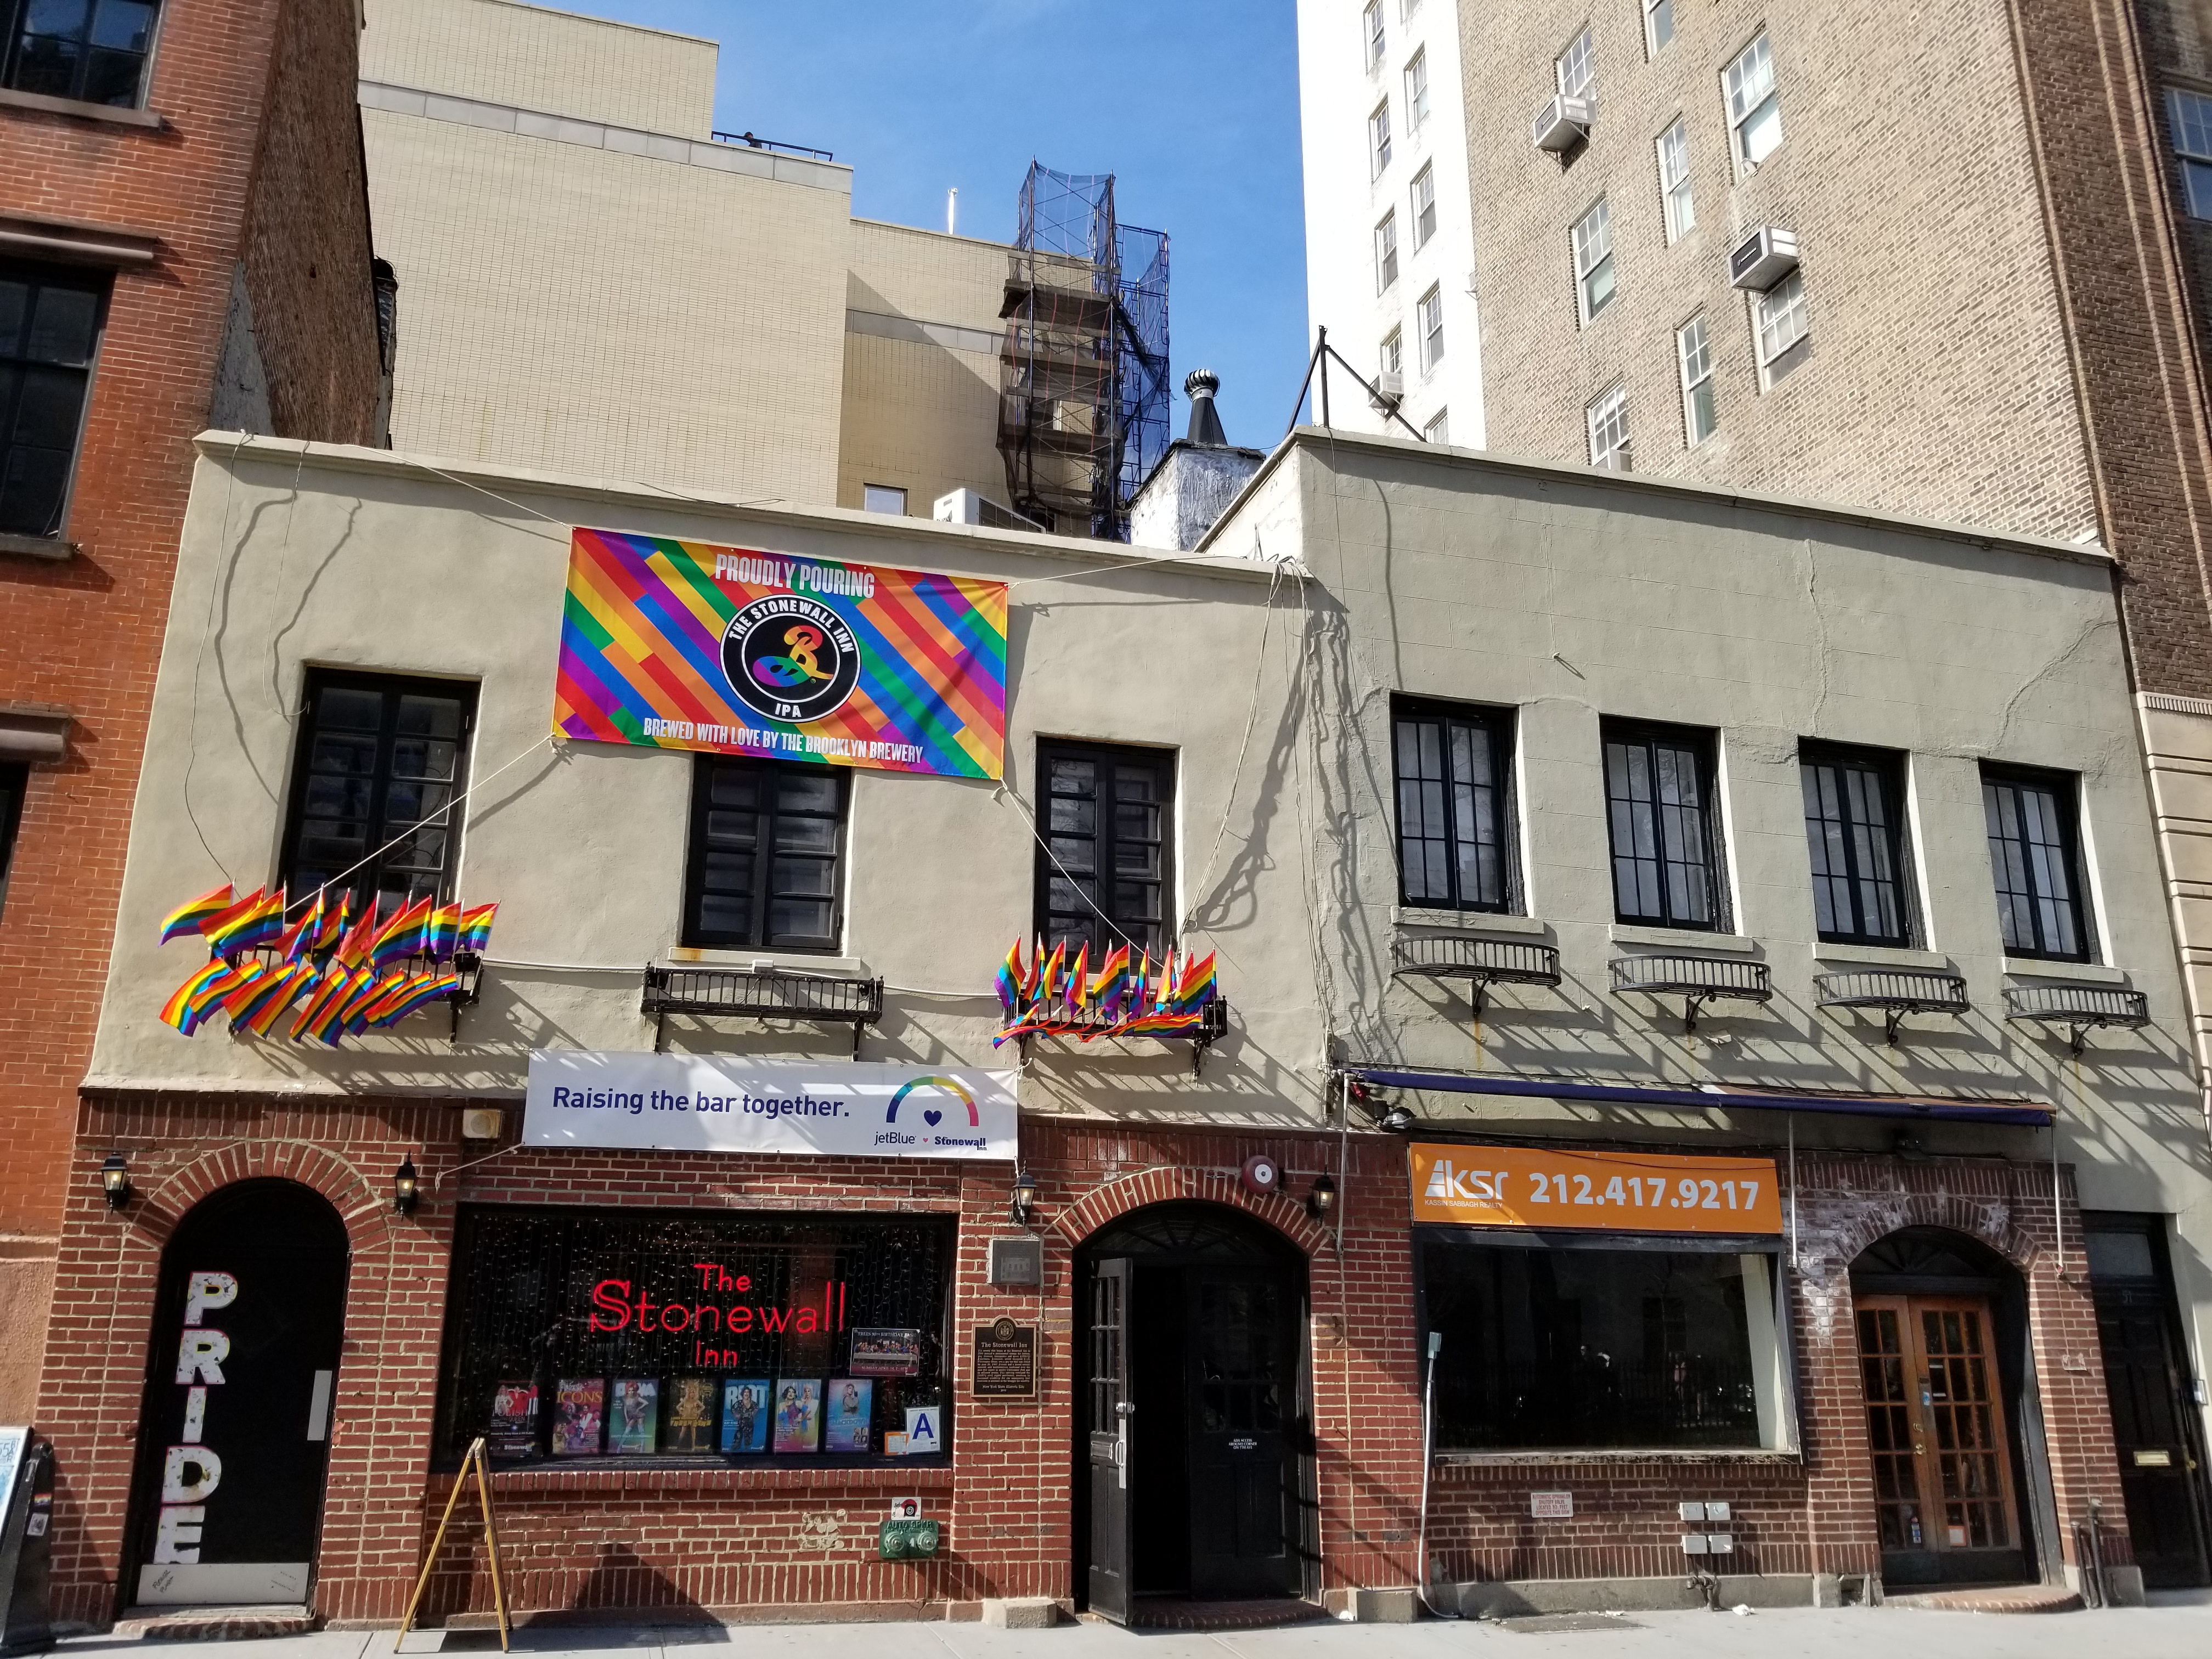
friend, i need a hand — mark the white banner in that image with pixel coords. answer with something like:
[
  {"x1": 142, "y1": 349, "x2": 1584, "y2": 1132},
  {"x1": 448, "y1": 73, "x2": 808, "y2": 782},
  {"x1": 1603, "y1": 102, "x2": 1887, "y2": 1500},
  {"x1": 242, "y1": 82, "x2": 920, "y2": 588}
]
[{"x1": 524, "y1": 1052, "x2": 1018, "y2": 1161}]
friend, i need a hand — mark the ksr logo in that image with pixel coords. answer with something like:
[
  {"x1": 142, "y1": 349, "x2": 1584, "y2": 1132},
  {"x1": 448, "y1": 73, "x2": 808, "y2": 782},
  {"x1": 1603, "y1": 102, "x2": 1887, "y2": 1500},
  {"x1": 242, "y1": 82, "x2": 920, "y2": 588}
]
[
  {"x1": 1422, "y1": 1158, "x2": 1512, "y2": 1203},
  {"x1": 885, "y1": 1075, "x2": 980, "y2": 1131}
]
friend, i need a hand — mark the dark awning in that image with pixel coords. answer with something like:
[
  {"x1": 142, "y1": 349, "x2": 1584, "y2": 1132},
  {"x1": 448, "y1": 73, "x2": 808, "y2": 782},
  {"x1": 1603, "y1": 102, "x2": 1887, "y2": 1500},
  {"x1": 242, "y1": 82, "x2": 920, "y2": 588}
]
[{"x1": 1347, "y1": 1067, "x2": 2053, "y2": 1128}]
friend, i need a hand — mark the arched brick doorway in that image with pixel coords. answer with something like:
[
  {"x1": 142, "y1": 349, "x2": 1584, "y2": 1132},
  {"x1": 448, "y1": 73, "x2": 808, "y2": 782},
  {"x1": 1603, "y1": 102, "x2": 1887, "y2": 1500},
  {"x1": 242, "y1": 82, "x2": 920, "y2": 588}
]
[
  {"x1": 1848, "y1": 1226, "x2": 2055, "y2": 1590},
  {"x1": 1073, "y1": 1201, "x2": 1316, "y2": 1623},
  {"x1": 121, "y1": 1180, "x2": 351, "y2": 1613}
]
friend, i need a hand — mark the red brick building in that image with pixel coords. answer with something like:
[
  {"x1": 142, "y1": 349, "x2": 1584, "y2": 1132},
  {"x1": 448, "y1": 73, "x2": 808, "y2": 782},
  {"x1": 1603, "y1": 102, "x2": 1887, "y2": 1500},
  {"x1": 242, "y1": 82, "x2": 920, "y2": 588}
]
[
  {"x1": 0, "y1": 0, "x2": 390, "y2": 1417},
  {"x1": 29, "y1": 431, "x2": 2199, "y2": 1628}
]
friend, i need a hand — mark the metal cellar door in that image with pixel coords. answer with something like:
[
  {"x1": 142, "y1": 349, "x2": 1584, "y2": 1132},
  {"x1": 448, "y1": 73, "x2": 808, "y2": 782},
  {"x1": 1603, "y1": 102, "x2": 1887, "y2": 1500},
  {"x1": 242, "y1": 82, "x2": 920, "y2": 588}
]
[{"x1": 1086, "y1": 1256, "x2": 1135, "y2": 1621}]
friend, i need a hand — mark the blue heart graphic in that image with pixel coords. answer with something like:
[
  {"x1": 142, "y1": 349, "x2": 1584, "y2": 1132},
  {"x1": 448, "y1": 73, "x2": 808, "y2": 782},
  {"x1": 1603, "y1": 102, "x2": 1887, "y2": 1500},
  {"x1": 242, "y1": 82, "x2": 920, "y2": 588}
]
[{"x1": 923, "y1": 1110, "x2": 943, "y2": 1126}]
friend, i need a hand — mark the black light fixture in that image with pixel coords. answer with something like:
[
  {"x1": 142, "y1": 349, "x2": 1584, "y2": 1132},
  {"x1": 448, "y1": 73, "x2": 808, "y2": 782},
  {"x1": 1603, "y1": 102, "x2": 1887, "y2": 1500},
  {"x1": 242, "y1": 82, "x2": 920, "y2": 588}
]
[
  {"x1": 1381, "y1": 1105, "x2": 1415, "y2": 1133},
  {"x1": 1010, "y1": 1168, "x2": 1037, "y2": 1226},
  {"x1": 101, "y1": 1153, "x2": 131, "y2": 1210},
  {"x1": 1306, "y1": 1173, "x2": 1338, "y2": 1220},
  {"x1": 393, "y1": 1155, "x2": 421, "y2": 1216}
]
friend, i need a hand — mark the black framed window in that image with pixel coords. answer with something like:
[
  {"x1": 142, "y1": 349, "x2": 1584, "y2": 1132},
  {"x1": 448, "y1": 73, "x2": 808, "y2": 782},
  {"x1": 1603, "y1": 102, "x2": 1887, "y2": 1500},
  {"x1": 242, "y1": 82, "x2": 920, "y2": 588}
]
[
  {"x1": 2, "y1": 0, "x2": 159, "y2": 106},
  {"x1": 1602, "y1": 719, "x2": 1723, "y2": 929},
  {"x1": 0, "y1": 760, "x2": 25, "y2": 903},
  {"x1": 433, "y1": 1205, "x2": 953, "y2": 1468},
  {"x1": 1, "y1": 262, "x2": 107, "y2": 539},
  {"x1": 1800, "y1": 743, "x2": 1912, "y2": 946},
  {"x1": 681, "y1": 755, "x2": 847, "y2": 951},
  {"x1": 279, "y1": 670, "x2": 476, "y2": 916},
  {"x1": 1418, "y1": 1234, "x2": 1790, "y2": 1451},
  {"x1": 1982, "y1": 765, "x2": 2092, "y2": 961},
  {"x1": 1393, "y1": 698, "x2": 1515, "y2": 912},
  {"x1": 1036, "y1": 740, "x2": 1173, "y2": 960}
]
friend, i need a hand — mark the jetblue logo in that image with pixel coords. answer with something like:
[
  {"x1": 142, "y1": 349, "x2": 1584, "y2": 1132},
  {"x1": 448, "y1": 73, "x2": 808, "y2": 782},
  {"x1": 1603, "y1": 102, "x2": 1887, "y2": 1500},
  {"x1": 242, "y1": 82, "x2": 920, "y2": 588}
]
[{"x1": 1423, "y1": 1160, "x2": 1510, "y2": 1202}]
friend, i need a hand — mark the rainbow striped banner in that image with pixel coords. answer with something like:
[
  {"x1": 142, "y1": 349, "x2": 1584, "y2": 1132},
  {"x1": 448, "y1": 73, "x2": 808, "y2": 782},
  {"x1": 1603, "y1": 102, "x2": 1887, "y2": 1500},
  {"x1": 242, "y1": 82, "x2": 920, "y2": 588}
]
[{"x1": 555, "y1": 528, "x2": 1008, "y2": 780}]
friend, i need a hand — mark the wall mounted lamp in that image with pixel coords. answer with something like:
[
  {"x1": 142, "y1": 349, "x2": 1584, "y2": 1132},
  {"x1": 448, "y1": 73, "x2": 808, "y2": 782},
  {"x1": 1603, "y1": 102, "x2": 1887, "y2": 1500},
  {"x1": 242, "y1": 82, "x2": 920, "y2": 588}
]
[
  {"x1": 101, "y1": 1153, "x2": 131, "y2": 1210},
  {"x1": 1380, "y1": 1105, "x2": 1415, "y2": 1133},
  {"x1": 393, "y1": 1155, "x2": 421, "y2": 1216},
  {"x1": 1306, "y1": 1173, "x2": 1337, "y2": 1221},
  {"x1": 1009, "y1": 1167, "x2": 1037, "y2": 1227}
]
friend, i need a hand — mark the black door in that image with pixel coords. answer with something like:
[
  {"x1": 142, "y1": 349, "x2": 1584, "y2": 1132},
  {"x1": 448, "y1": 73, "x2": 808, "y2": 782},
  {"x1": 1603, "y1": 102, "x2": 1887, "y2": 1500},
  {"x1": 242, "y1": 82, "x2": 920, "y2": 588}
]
[
  {"x1": 1085, "y1": 1257, "x2": 1135, "y2": 1622},
  {"x1": 2085, "y1": 1217, "x2": 2211, "y2": 1588},
  {"x1": 1187, "y1": 1267, "x2": 1300, "y2": 1599},
  {"x1": 125, "y1": 1182, "x2": 350, "y2": 1609}
]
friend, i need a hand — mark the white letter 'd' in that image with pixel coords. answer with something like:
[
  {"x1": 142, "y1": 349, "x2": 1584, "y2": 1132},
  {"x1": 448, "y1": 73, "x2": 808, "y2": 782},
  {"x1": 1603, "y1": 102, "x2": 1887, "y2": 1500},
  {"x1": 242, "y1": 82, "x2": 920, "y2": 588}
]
[{"x1": 160, "y1": 1445, "x2": 222, "y2": 1504}]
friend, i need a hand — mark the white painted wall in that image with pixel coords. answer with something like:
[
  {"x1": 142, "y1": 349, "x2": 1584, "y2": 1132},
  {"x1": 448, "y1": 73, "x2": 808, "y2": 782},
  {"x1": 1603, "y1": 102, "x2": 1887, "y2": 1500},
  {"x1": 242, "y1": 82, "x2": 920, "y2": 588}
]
[{"x1": 1297, "y1": 0, "x2": 1485, "y2": 447}]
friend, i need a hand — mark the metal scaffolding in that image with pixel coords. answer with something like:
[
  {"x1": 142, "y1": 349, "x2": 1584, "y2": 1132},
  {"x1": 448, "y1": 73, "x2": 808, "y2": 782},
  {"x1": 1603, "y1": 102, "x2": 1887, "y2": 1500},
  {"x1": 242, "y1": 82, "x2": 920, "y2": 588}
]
[{"x1": 997, "y1": 163, "x2": 1170, "y2": 540}]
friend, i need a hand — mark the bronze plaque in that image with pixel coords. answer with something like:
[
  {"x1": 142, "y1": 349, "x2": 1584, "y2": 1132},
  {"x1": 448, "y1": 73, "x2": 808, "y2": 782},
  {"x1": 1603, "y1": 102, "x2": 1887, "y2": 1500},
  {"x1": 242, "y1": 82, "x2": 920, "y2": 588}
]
[{"x1": 972, "y1": 1317, "x2": 1037, "y2": 1398}]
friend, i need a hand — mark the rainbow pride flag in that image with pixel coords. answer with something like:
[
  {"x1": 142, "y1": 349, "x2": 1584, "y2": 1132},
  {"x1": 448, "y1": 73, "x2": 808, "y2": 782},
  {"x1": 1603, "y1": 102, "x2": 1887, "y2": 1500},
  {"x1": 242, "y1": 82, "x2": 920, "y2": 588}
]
[
  {"x1": 553, "y1": 529, "x2": 1008, "y2": 781},
  {"x1": 456, "y1": 902, "x2": 498, "y2": 956},
  {"x1": 160, "y1": 960, "x2": 232, "y2": 1035},
  {"x1": 159, "y1": 884, "x2": 234, "y2": 945}
]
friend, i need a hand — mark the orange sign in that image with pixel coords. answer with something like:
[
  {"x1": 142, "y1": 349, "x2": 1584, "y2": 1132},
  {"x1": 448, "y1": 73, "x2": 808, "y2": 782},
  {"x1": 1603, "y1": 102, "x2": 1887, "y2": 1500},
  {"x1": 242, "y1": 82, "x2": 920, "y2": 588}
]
[{"x1": 1409, "y1": 1143, "x2": 1782, "y2": 1235}]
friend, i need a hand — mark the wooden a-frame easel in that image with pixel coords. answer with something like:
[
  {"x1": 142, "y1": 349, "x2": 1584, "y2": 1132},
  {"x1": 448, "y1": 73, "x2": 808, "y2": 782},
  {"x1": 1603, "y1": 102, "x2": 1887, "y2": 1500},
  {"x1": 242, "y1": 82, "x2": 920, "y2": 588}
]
[{"x1": 396, "y1": 1436, "x2": 511, "y2": 1651}]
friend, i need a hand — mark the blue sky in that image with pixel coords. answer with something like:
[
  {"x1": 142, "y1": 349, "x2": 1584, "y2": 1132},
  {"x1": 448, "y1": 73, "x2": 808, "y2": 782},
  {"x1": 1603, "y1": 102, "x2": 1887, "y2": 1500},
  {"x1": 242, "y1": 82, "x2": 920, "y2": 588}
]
[{"x1": 573, "y1": 0, "x2": 1309, "y2": 447}]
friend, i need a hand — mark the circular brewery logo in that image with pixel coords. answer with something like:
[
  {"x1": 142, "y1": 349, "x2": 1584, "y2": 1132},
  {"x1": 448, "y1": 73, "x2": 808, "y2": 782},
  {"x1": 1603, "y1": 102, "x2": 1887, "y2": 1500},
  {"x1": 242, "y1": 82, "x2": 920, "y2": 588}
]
[{"x1": 720, "y1": 595, "x2": 862, "y2": 723}]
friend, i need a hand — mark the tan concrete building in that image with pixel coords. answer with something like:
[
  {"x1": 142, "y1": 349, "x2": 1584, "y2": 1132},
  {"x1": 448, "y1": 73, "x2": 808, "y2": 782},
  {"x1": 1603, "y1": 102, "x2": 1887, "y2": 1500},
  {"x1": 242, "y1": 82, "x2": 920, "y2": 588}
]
[{"x1": 357, "y1": 0, "x2": 1009, "y2": 517}]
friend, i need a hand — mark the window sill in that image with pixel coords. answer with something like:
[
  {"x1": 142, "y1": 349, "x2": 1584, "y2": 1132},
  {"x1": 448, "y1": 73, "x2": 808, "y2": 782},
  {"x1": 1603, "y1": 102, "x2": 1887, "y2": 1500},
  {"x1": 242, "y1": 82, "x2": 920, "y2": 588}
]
[
  {"x1": 1813, "y1": 941, "x2": 1950, "y2": 971},
  {"x1": 430, "y1": 1459, "x2": 955, "y2": 1496},
  {"x1": 1609, "y1": 924, "x2": 1756, "y2": 954},
  {"x1": 1396, "y1": 907, "x2": 1548, "y2": 938},
  {"x1": 2004, "y1": 956, "x2": 2125, "y2": 985},
  {"x1": 667, "y1": 947, "x2": 866, "y2": 975},
  {"x1": 1434, "y1": 1447, "x2": 1801, "y2": 1468},
  {"x1": 0, "y1": 86, "x2": 163, "y2": 127},
  {"x1": 0, "y1": 532, "x2": 76, "y2": 562}
]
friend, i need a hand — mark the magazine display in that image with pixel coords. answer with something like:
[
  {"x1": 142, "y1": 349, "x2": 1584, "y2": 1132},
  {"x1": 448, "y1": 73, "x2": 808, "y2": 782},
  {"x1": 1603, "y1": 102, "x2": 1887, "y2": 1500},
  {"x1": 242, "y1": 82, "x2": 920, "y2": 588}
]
[
  {"x1": 771, "y1": 1379, "x2": 821, "y2": 1454},
  {"x1": 552, "y1": 1378, "x2": 604, "y2": 1457},
  {"x1": 663, "y1": 1376, "x2": 716, "y2": 1453},
  {"x1": 823, "y1": 1378, "x2": 873, "y2": 1453},
  {"x1": 607, "y1": 1378, "x2": 659, "y2": 1454},
  {"x1": 486, "y1": 1381, "x2": 538, "y2": 1458},
  {"x1": 721, "y1": 1379, "x2": 770, "y2": 1453}
]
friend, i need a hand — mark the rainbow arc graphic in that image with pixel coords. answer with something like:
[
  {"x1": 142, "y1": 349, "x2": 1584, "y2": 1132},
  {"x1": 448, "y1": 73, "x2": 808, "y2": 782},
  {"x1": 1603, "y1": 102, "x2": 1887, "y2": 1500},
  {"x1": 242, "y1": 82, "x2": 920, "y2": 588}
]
[{"x1": 885, "y1": 1076, "x2": 981, "y2": 1127}]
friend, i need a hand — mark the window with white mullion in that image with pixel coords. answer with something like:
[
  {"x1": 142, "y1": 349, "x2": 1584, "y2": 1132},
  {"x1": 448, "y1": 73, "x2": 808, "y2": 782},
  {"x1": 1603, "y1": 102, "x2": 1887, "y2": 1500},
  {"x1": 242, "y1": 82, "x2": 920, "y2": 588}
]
[
  {"x1": 1405, "y1": 49, "x2": 1430, "y2": 134},
  {"x1": 1657, "y1": 118, "x2": 1695, "y2": 241},
  {"x1": 1755, "y1": 271, "x2": 1809, "y2": 383},
  {"x1": 1645, "y1": 0, "x2": 1674, "y2": 55},
  {"x1": 1556, "y1": 27, "x2": 1594, "y2": 103},
  {"x1": 1677, "y1": 315, "x2": 1715, "y2": 444},
  {"x1": 1725, "y1": 33, "x2": 1782, "y2": 170},
  {"x1": 1375, "y1": 211, "x2": 1399, "y2": 292},
  {"x1": 1572, "y1": 198, "x2": 1615, "y2": 323},
  {"x1": 1410, "y1": 163, "x2": 1437, "y2": 249},
  {"x1": 2167, "y1": 88, "x2": 2212, "y2": 219},
  {"x1": 1369, "y1": 99, "x2": 1393, "y2": 177},
  {"x1": 1364, "y1": 0, "x2": 1385, "y2": 71},
  {"x1": 1418, "y1": 285, "x2": 1445, "y2": 371},
  {"x1": 1587, "y1": 383, "x2": 1629, "y2": 471}
]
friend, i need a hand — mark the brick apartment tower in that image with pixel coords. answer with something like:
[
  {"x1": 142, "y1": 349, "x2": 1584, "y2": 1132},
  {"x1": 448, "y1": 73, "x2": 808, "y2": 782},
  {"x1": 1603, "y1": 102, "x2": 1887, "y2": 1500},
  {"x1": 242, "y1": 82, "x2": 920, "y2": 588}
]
[
  {"x1": 0, "y1": 0, "x2": 388, "y2": 1417},
  {"x1": 1305, "y1": 0, "x2": 2212, "y2": 1129}
]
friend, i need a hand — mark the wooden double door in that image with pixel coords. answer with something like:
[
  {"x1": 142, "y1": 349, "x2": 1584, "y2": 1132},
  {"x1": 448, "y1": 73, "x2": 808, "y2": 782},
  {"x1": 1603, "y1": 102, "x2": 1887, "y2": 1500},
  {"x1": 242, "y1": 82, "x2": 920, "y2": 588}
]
[{"x1": 1855, "y1": 1295, "x2": 2027, "y2": 1585}]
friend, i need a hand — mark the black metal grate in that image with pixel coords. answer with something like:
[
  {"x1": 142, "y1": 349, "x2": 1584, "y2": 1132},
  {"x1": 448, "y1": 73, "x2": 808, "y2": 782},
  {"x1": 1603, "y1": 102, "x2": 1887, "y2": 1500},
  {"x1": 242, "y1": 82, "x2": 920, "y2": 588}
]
[
  {"x1": 2001, "y1": 982, "x2": 2148, "y2": 1058},
  {"x1": 1609, "y1": 954, "x2": 1772, "y2": 1000},
  {"x1": 1392, "y1": 934, "x2": 1561, "y2": 986},
  {"x1": 1814, "y1": 970, "x2": 1970, "y2": 1012},
  {"x1": 641, "y1": 966, "x2": 884, "y2": 1056}
]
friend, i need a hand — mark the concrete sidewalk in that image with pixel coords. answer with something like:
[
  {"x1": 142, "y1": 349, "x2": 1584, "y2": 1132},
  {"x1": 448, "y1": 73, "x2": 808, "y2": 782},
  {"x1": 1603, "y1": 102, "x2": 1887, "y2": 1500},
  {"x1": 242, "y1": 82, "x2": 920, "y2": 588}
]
[{"x1": 53, "y1": 1594, "x2": 2212, "y2": 1659}]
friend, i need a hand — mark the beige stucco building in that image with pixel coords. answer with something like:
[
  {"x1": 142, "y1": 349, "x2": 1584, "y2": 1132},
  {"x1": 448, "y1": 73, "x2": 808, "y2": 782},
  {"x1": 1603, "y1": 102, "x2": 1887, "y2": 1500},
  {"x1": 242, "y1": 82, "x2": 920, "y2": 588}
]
[
  {"x1": 24, "y1": 421, "x2": 2208, "y2": 1619},
  {"x1": 358, "y1": 0, "x2": 1009, "y2": 517}
]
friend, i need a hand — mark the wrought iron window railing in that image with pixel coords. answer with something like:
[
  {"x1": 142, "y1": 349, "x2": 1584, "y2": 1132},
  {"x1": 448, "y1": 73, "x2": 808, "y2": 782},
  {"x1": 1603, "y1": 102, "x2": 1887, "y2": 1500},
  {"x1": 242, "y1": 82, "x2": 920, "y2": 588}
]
[
  {"x1": 2001, "y1": 981, "x2": 2149, "y2": 1056},
  {"x1": 1814, "y1": 969, "x2": 1970, "y2": 1046},
  {"x1": 1610, "y1": 953, "x2": 1772, "y2": 1034},
  {"x1": 641, "y1": 966, "x2": 884, "y2": 1056},
  {"x1": 1391, "y1": 933, "x2": 1560, "y2": 1018}
]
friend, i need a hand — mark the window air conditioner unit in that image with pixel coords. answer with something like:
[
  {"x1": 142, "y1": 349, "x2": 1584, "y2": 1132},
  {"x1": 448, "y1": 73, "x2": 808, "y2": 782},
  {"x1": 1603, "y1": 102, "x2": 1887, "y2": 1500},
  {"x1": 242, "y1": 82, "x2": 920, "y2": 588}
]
[
  {"x1": 1728, "y1": 226, "x2": 1799, "y2": 291},
  {"x1": 1530, "y1": 94, "x2": 1591, "y2": 153},
  {"x1": 1371, "y1": 370, "x2": 1404, "y2": 410}
]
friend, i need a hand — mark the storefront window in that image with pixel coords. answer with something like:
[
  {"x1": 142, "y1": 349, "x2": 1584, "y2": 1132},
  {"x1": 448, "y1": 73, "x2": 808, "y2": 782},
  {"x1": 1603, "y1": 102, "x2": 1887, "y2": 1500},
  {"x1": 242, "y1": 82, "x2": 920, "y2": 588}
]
[
  {"x1": 435, "y1": 1206, "x2": 954, "y2": 1467},
  {"x1": 1419, "y1": 1239, "x2": 1791, "y2": 1450}
]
